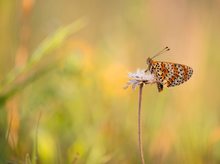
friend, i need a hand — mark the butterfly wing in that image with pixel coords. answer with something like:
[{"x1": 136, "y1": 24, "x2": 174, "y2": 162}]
[
  {"x1": 151, "y1": 61, "x2": 193, "y2": 87},
  {"x1": 167, "y1": 63, "x2": 193, "y2": 87}
]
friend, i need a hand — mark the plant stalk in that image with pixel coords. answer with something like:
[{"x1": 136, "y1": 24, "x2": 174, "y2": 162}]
[{"x1": 138, "y1": 83, "x2": 145, "y2": 164}]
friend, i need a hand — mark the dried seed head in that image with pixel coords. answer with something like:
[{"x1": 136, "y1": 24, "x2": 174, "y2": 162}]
[{"x1": 124, "y1": 69, "x2": 157, "y2": 90}]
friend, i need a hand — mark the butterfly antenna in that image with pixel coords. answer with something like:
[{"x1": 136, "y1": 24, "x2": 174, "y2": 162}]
[{"x1": 151, "y1": 46, "x2": 170, "y2": 59}]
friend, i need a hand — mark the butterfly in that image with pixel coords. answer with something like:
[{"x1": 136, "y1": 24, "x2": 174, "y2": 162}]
[{"x1": 146, "y1": 47, "x2": 193, "y2": 92}]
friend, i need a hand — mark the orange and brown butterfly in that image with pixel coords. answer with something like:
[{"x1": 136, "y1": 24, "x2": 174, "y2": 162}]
[{"x1": 146, "y1": 47, "x2": 193, "y2": 92}]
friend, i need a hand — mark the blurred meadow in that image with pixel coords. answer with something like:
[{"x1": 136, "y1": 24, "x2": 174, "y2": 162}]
[{"x1": 1, "y1": 0, "x2": 220, "y2": 163}]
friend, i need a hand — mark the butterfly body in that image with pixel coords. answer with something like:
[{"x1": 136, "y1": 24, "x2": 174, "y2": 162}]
[{"x1": 146, "y1": 57, "x2": 193, "y2": 92}]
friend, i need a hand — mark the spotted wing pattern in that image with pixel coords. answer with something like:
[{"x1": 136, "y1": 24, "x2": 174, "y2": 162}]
[{"x1": 150, "y1": 61, "x2": 193, "y2": 88}]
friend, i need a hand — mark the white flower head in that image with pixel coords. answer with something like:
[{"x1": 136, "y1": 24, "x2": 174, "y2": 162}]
[{"x1": 124, "y1": 69, "x2": 157, "y2": 90}]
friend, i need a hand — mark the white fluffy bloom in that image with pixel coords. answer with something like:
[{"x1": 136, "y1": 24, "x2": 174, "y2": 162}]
[{"x1": 124, "y1": 69, "x2": 156, "y2": 90}]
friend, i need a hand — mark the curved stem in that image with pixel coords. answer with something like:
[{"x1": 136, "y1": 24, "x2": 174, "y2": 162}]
[{"x1": 138, "y1": 83, "x2": 145, "y2": 164}]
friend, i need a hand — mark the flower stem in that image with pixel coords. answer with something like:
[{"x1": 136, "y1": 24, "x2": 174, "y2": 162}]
[{"x1": 138, "y1": 83, "x2": 145, "y2": 164}]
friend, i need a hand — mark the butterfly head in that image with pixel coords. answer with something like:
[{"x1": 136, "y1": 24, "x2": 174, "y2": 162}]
[
  {"x1": 146, "y1": 57, "x2": 152, "y2": 65},
  {"x1": 146, "y1": 47, "x2": 170, "y2": 72},
  {"x1": 146, "y1": 57, "x2": 155, "y2": 72},
  {"x1": 146, "y1": 57, "x2": 153, "y2": 68}
]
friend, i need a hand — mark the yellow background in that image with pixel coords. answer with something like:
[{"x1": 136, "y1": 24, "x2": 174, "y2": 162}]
[{"x1": 0, "y1": 0, "x2": 220, "y2": 163}]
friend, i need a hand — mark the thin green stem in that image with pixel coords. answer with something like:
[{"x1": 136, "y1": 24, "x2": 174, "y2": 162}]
[
  {"x1": 33, "y1": 111, "x2": 42, "y2": 164},
  {"x1": 138, "y1": 83, "x2": 145, "y2": 164}
]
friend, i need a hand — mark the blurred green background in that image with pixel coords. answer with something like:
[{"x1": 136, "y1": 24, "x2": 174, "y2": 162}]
[{"x1": 0, "y1": 0, "x2": 220, "y2": 163}]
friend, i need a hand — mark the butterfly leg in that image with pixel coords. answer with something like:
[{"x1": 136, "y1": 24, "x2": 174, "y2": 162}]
[{"x1": 157, "y1": 82, "x2": 163, "y2": 92}]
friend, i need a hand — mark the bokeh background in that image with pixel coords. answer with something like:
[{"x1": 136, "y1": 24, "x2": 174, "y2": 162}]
[{"x1": 0, "y1": 0, "x2": 220, "y2": 163}]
